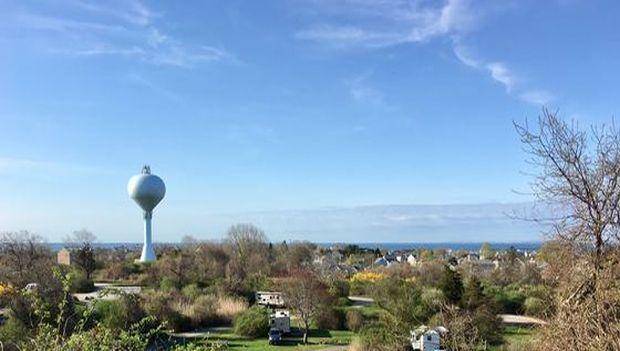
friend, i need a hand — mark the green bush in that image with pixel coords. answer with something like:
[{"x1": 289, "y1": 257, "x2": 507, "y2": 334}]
[
  {"x1": 233, "y1": 305, "x2": 269, "y2": 337},
  {"x1": 328, "y1": 279, "x2": 350, "y2": 298},
  {"x1": 182, "y1": 284, "x2": 202, "y2": 301},
  {"x1": 142, "y1": 291, "x2": 191, "y2": 332},
  {"x1": 315, "y1": 307, "x2": 345, "y2": 330},
  {"x1": 0, "y1": 317, "x2": 30, "y2": 347},
  {"x1": 160, "y1": 277, "x2": 178, "y2": 291},
  {"x1": 345, "y1": 309, "x2": 364, "y2": 332},
  {"x1": 524, "y1": 297, "x2": 546, "y2": 317},
  {"x1": 71, "y1": 273, "x2": 95, "y2": 293},
  {"x1": 357, "y1": 320, "x2": 405, "y2": 351},
  {"x1": 94, "y1": 294, "x2": 145, "y2": 330},
  {"x1": 336, "y1": 297, "x2": 352, "y2": 307},
  {"x1": 473, "y1": 306, "x2": 504, "y2": 345},
  {"x1": 492, "y1": 288, "x2": 526, "y2": 314}
]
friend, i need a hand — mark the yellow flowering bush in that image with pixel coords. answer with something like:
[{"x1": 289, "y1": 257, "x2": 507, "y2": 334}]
[
  {"x1": 349, "y1": 271, "x2": 386, "y2": 283},
  {"x1": 0, "y1": 282, "x2": 15, "y2": 298}
]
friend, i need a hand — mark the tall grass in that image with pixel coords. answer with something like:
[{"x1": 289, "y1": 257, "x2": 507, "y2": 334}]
[{"x1": 216, "y1": 295, "x2": 248, "y2": 324}]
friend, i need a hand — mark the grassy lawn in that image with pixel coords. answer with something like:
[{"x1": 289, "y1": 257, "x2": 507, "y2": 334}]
[
  {"x1": 176, "y1": 328, "x2": 354, "y2": 350},
  {"x1": 489, "y1": 326, "x2": 535, "y2": 350}
]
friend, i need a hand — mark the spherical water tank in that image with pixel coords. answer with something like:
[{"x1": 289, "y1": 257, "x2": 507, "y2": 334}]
[{"x1": 127, "y1": 165, "x2": 166, "y2": 212}]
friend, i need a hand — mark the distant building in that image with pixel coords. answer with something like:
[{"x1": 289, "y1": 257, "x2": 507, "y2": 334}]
[
  {"x1": 374, "y1": 256, "x2": 392, "y2": 267},
  {"x1": 407, "y1": 253, "x2": 418, "y2": 266},
  {"x1": 57, "y1": 248, "x2": 73, "y2": 266},
  {"x1": 256, "y1": 291, "x2": 285, "y2": 307}
]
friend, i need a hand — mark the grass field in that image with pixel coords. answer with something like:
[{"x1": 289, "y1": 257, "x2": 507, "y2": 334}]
[
  {"x1": 176, "y1": 328, "x2": 354, "y2": 350},
  {"x1": 489, "y1": 326, "x2": 535, "y2": 351}
]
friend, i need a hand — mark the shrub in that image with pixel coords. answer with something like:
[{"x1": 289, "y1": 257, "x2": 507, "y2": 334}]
[
  {"x1": 524, "y1": 297, "x2": 546, "y2": 317},
  {"x1": 142, "y1": 291, "x2": 191, "y2": 332},
  {"x1": 233, "y1": 305, "x2": 269, "y2": 337},
  {"x1": 336, "y1": 297, "x2": 352, "y2": 307},
  {"x1": 94, "y1": 293, "x2": 145, "y2": 330},
  {"x1": 315, "y1": 307, "x2": 345, "y2": 330},
  {"x1": 357, "y1": 320, "x2": 405, "y2": 351},
  {"x1": 70, "y1": 271, "x2": 95, "y2": 293},
  {"x1": 493, "y1": 289, "x2": 526, "y2": 314},
  {"x1": 190, "y1": 295, "x2": 218, "y2": 326},
  {"x1": 0, "y1": 317, "x2": 30, "y2": 347},
  {"x1": 216, "y1": 295, "x2": 248, "y2": 325},
  {"x1": 182, "y1": 284, "x2": 202, "y2": 301},
  {"x1": 160, "y1": 277, "x2": 178, "y2": 291},
  {"x1": 345, "y1": 310, "x2": 364, "y2": 332},
  {"x1": 473, "y1": 306, "x2": 503, "y2": 345},
  {"x1": 328, "y1": 279, "x2": 350, "y2": 298},
  {"x1": 350, "y1": 272, "x2": 386, "y2": 283}
]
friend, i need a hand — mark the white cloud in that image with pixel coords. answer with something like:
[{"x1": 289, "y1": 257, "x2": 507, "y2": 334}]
[
  {"x1": 295, "y1": 25, "x2": 404, "y2": 48},
  {"x1": 7, "y1": 0, "x2": 234, "y2": 68},
  {"x1": 519, "y1": 90, "x2": 555, "y2": 106},
  {"x1": 486, "y1": 62, "x2": 516, "y2": 92},
  {"x1": 126, "y1": 73, "x2": 182, "y2": 102},
  {"x1": 69, "y1": 0, "x2": 155, "y2": 27},
  {"x1": 295, "y1": 0, "x2": 554, "y2": 106},
  {"x1": 346, "y1": 75, "x2": 385, "y2": 106},
  {"x1": 0, "y1": 157, "x2": 107, "y2": 176}
]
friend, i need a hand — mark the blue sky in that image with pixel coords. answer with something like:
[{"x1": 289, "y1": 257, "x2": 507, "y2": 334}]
[{"x1": 0, "y1": 0, "x2": 617, "y2": 242}]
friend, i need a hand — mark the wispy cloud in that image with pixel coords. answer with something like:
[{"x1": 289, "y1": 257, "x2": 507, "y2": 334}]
[
  {"x1": 345, "y1": 74, "x2": 388, "y2": 108},
  {"x1": 126, "y1": 73, "x2": 182, "y2": 102},
  {"x1": 5, "y1": 0, "x2": 235, "y2": 68},
  {"x1": 295, "y1": 0, "x2": 554, "y2": 106},
  {"x1": 0, "y1": 157, "x2": 109, "y2": 176}
]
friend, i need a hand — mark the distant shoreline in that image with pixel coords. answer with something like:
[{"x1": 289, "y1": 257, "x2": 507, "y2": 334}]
[{"x1": 48, "y1": 241, "x2": 542, "y2": 252}]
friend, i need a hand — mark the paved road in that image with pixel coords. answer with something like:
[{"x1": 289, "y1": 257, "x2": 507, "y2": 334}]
[
  {"x1": 500, "y1": 314, "x2": 547, "y2": 325},
  {"x1": 348, "y1": 296, "x2": 374, "y2": 307},
  {"x1": 72, "y1": 283, "x2": 141, "y2": 302}
]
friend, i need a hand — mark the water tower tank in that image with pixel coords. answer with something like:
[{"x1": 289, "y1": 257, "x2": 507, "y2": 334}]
[{"x1": 127, "y1": 165, "x2": 166, "y2": 262}]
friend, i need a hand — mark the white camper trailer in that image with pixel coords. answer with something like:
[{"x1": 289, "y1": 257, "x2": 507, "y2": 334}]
[
  {"x1": 270, "y1": 310, "x2": 291, "y2": 334},
  {"x1": 411, "y1": 325, "x2": 446, "y2": 351},
  {"x1": 256, "y1": 291, "x2": 285, "y2": 307}
]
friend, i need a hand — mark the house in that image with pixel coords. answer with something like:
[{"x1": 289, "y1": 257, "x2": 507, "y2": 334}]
[
  {"x1": 57, "y1": 248, "x2": 73, "y2": 265},
  {"x1": 256, "y1": 291, "x2": 285, "y2": 307},
  {"x1": 373, "y1": 256, "x2": 392, "y2": 267},
  {"x1": 407, "y1": 253, "x2": 418, "y2": 266},
  {"x1": 269, "y1": 310, "x2": 291, "y2": 334},
  {"x1": 411, "y1": 325, "x2": 447, "y2": 351}
]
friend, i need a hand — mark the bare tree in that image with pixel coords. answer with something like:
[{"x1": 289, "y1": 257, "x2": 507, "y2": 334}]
[
  {"x1": 64, "y1": 229, "x2": 97, "y2": 247},
  {"x1": 0, "y1": 231, "x2": 51, "y2": 287},
  {"x1": 437, "y1": 304, "x2": 480, "y2": 351},
  {"x1": 516, "y1": 109, "x2": 620, "y2": 349},
  {"x1": 225, "y1": 224, "x2": 270, "y2": 285},
  {"x1": 281, "y1": 270, "x2": 328, "y2": 344}
]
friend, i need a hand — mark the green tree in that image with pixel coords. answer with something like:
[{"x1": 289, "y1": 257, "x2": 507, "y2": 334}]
[
  {"x1": 74, "y1": 243, "x2": 96, "y2": 281},
  {"x1": 463, "y1": 276, "x2": 485, "y2": 310},
  {"x1": 480, "y1": 242, "x2": 493, "y2": 260},
  {"x1": 439, "y1": 265, "x2": 463, "y2": 305}
]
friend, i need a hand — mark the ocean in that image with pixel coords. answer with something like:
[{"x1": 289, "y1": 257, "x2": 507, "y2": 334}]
[{"x1": 48, "y1": 241, "x2": 541, "y2": 252}]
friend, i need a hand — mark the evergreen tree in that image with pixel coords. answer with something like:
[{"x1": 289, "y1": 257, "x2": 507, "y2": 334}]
[
  {"x1": 463, "y1": 276, "x2": 485, "y2": 309},
  {"x1": 480, "y1": 242, "x2": 493, "y2": 259},
  {"x1": 439, "y1": 265, "x2": 463, "y2": 305}
]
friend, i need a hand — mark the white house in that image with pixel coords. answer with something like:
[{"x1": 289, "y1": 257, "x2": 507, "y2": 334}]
[
  {"x1": 407, "y1": 253, "x2": 418, "y2": 266},
  {"x1": 373, "y1": 256, "x2": 391, "y2": 267}
]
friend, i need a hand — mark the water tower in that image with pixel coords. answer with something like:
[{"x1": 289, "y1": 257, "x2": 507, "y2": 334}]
[{"x1": 127, "y1": 165, "x2": 166, "y2": 262}]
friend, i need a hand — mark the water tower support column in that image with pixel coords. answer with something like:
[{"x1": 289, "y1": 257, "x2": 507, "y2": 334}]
[{"x1": 140, "y1": 211, "x2": 156, "y2": 262}]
